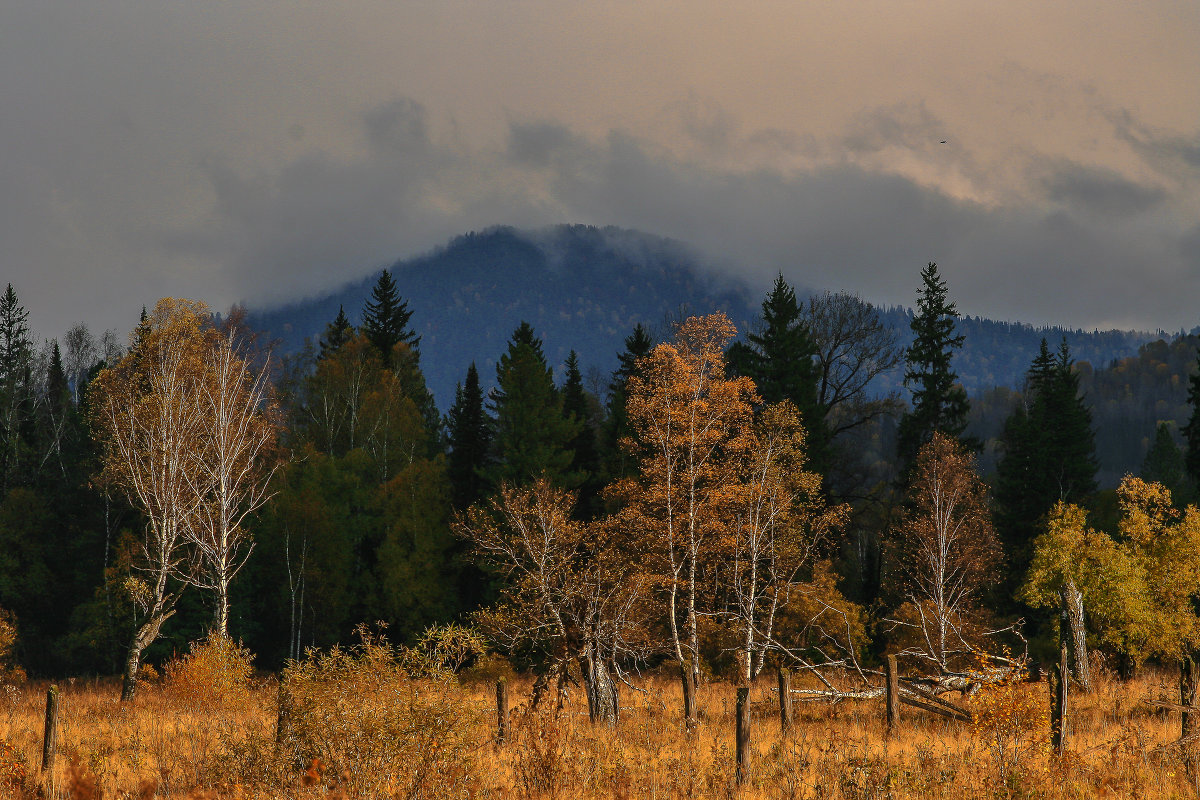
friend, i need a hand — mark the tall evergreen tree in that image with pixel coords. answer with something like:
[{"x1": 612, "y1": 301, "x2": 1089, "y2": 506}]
[
  {"x1": 896, "y1": 262, "x2": 970, "y2": 466},
  {"x1": 601, "y1": 323, "x2": 654, "y2": 483},
  {"x1": 1142, "y1": 422, "x2": 1190, "y2": 504},
  {"x1": 318, "y1": 305, "x2": 354, "y2": 360},
  {"x1": 0, "y1": 285, "x2": 33, "y2": 493},
  {"x1": 561, "y1": 351, "x2": 601, "y2": 518},
  {"x1": 445, "y1": 363, "x2": 492, "y2": 510},
  {"x1": 728, "y1": 274, "x2": 828, "y2": 472},
  {"x1": 361, "y1": 270, "x2": 419, "y2": 361},
  {"x1": 1183, "y1": 350, "x2": 1200, "y2": 485},
  {"x1": 994, "y1": 337, "x2": 1097, "y2": 597},
  {"x1": 486, "y1": 323, "x2": 579, "y2": 487}
]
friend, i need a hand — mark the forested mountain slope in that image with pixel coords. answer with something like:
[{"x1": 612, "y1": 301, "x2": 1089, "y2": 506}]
[{"x1": 249, "y1": 225, "x2": 1162, "y2": 410}]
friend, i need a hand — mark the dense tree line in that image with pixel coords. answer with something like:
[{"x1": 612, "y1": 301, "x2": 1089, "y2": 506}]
[{"x1": 5, "y1": 261, "x2": 1200, "y2": 709}]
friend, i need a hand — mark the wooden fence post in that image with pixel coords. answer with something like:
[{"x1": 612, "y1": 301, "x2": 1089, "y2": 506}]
[
  {"x1": 885, "y1": 654, "x2": 900, "y2": 735},
  {"x1": 496, "y1": 678, "x2": 509, "y2": 745},
  {"x1": 777, "y1": 667, "x2": 792, "y2": 733},
  {"x1": 41, "y1": 685, "x2": 59, "y2": 791},
  {"x1": 1051, "y1": 637, "x2": 1068, "y2": 753},
  {"x1": 735, "y1": 686, "x2": 751, "y2": 785}
]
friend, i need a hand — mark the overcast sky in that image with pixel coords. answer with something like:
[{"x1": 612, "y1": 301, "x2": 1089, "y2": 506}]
[{"x1": 2, "y1": 1, "x2": 1198, "y2": 342}]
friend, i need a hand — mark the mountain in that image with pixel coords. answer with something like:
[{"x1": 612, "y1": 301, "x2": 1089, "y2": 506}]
[
  {"x1": 249, "y1": 225, "x2": 761, "y2": 410},
  {"x1": 248, "y1": 224, "x2": 1163, "y2": 416}
]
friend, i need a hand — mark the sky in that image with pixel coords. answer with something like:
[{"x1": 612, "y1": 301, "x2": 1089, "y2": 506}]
[{"x1": 2, "y1": 1, "x2": 1198, "y2": 342}]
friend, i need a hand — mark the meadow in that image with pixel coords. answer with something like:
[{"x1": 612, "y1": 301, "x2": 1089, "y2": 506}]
[{"x1": 0, "y1": 650, "x2": 1196, "y2": 799}]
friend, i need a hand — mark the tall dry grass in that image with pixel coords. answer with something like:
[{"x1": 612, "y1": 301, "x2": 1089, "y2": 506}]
[{"x1": 0, "y1": 661, "x2": 1197, "y2": 798}]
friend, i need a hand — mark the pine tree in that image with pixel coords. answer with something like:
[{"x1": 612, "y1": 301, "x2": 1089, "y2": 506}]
[
  {"x1": 601, "y1": 323, "x2": 654, "y2": 483},
  {"x1": 728, "y1": 274, "x2": 828, "y2": 472},
  {"x1": 0, "y1": 285, "x2": 33, "y2": 493},
  {"x1": 896, "y1": 263, "x2": 970, "y2": 466},
  {"x1": 994, "y1": 337, "x2": 1097, "y2": 599},
  {"x1": 361, "y1": 270, "x2": 419, "y2": 361},
  {"x1": 1141, "y1": 422, "x2": 1189, "y2": 504},
  {"x1": 445, "y1": 363, "x2": 492, "y2": 510},
  {"x1": 561, "y1": 351, "x2": 601, "y2": 518},
  {"x1": 318, "y1": 305, "x2": 354, "y2": 360},
  {"x1": 486, "y1": 323, "x2": 579, "y2": 487},
  {"x1": 1183, "y1": 350, "x2": 1200, "y2": 485}
]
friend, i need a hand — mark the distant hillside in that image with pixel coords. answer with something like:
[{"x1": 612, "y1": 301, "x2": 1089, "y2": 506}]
[
  {"x1": 248, "y1": 224, "x2": 1162, "y2": 416},
  {"x1": 250, "y1": 225, "x2": 761, "y2": 410}
]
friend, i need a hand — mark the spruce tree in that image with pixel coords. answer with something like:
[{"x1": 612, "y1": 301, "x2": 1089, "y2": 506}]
[
  {"x1": 445, "y1": 363, "x2": 492, "y2": 510},
  {"x1": 728, "y1": 274, "x2": 828, "y2": 472},
  {"x1": 0, "y1": 285, "x2": 33, "y2": 493},
  {"x1": 994, "y1": 337, "x2": 1098, "y2": 597},
  {"x1": 486, "y1": 323, "x2": 579, "y2": 487},
  {"x1": 896, "y1": 262, "x2": 970, "y2": 466},
  {"x1": 318, "y1": 305, "x2": 354, "y2": 360},
  {"x1": 1142, "y1": 422, "x2": 1189, "y2": 504},
  {"x1": 1183, "y1": 350, "x2": 1200, "y2": 485},
  {"x1": 361, "y1": 269, "x2": 419, "y2": 361},
  {"x1": 601, "y1": 323, "x2": 654, "y2": 482},
  {"x1": 561, "y1": 351, "x2": 601, "y2": 518}
]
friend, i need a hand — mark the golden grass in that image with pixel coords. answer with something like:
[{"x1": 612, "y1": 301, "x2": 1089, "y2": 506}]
[{"x1": 1, "y1": 668, "x2": 1198, "y2": 799}]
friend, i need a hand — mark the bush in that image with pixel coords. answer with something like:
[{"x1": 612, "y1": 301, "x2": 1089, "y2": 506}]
[
  {"x1": 162, "y1": 634, "x2": 255, "y2": 714},
  {"x1": 276, "y1": 624, "x2": 481, "y2": 799}
]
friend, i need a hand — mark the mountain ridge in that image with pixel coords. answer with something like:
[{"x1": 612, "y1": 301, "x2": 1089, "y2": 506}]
[{"x1": 247, "y1": 224, "x2": 1164, "y2": 413}]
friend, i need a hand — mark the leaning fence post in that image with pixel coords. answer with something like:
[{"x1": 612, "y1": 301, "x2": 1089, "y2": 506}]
[
  {"x1": 1051, "y1": 634, "x2": 1069, "y2": 753},
  {"x1": 777, "y1": 667, "x2": 793, "y2": 733},
  {"x1": 735, "y1": 686, "x2": 751, "y2": 785},
  {"x1": 885, "y1": 654, "x2": 901, "y2": 735},
  {"x1": 41, "y1": 685, "x2": 59, "y2": 790},
  {"x1": 496, "y1": 677, "x2": 509, "y2": 744}
]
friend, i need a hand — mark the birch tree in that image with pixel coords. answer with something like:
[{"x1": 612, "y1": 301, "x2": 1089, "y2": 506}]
[
  {"x1": 90, "y1": 298, "x2": 212, "y2": 700},
  {"x1": 619, "y1": 312, "x2": 756, "y2": 688},
  {"x1": 890, "y1": 432, "x2": 1001, "y2": 672},
  {"x1": 185, "y1": 326, "x2": 280, "y2": 638}
]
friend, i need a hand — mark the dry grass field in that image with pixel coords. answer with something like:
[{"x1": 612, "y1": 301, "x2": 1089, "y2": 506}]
[{"x1": 0, "y1": 663, "x2": 1196, "y2": 799}]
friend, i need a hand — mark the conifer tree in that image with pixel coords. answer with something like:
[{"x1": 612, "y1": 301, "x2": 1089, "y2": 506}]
[
  {"x1": 0, "y1": 285, "x2": 33, "y2": 493},
  {"x1": 1184, "y1": 350, "x2": 1200, "y2": 485},
  {"x1": 445, "y1": 363, "x2": 492, "y2": 510},
  {"x1": 361, "y1": 270, "x2": 418, "y2": 361},
  {"x1": 486, "y1": 323, "x2": 579, "y2": 487},
  {"x1": 994, "y1": 337, "x2": 1097, "y2": 598},
  {"x1": 1142, "y1": 422, "x2": 1190, "y2": 505},
  {"x1": 318, "y1": 305, "x2": 354, "y2": 360},
  {"x1": 896, "y1": 263, "x2": 970, "y2": 466},
  {"x1": 561, "y1": 351, "x2": 601, "y2": 518},
  {"x1": 728, "y1": 274, "x2": 828, "y2": 472},
  {"x1": 601, "y1": 323, "x2": 654, "y2": 482}
]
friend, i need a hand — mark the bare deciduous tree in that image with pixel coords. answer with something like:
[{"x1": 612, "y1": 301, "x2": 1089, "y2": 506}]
[
  {"x1": 889, "y1": 432, "x2": 1003, "y2": 674},
  {"x1": 185, "y1": 326, "x2": 281, "y2": 638},
  {"x1": 456, "y1": 480, "x2": 649, "y2": 723}
]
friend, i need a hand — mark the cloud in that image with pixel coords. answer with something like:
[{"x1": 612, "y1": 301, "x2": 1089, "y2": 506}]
[
  {"x1": 1036, "y1": 160, "x2": 1167, "y2": 216},
  {"x1": 0, "y1": 1, "x2": 1196, "y2": 341}
]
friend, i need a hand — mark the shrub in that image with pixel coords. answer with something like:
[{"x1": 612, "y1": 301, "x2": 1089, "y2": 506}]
[
  {"x1": 276, "y1": 624, "x2": 481, "y2": 799},
  {"x1": 162, "y1": 634, "x2": 255, "y2": 714}
]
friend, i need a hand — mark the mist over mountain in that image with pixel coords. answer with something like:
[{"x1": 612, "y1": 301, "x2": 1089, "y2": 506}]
[{"x1": 248, "y1": 224, "x2": 1163, "y2": 414}]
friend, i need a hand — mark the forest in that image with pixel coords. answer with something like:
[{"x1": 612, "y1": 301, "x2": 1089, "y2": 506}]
[{"x1": 3, "y1": 260, "x2": 1200, "y2": 797}]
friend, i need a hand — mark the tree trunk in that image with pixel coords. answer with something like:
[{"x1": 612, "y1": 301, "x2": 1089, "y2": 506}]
[
  {"x1": 120, "y1": 610, "x2": 173, "y2": 701},
  {"x1": 1183, "y1": 653, "x2": 1200, "y2": 740},
  {"x1": 680, "y1": 659, "x2": 697, "y2": 730},
  {"x1": 214, "y1": 577, "x2": 230, "y2": 639},
  {"x1": 1063, "y1": 579, "x2": 1090, "y2": 692},
  {"x1": 580, "y1": 647, "x2": 616, "y2": 725}
]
